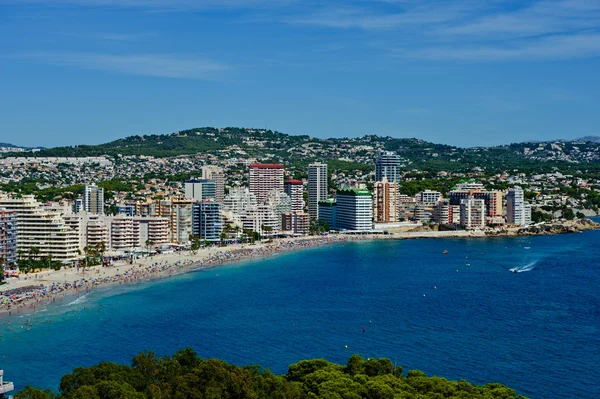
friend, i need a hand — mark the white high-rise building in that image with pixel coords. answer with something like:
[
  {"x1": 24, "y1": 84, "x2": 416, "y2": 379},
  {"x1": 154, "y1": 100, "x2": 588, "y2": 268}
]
[
  {"x1": 202, "y1": 166, "x2": 225, "y2": 203},
  {"x1": 308, "y1": 163, "x2": 328, "y2": 220},
  {"x1": 335, "y1": 188, "x2": 373, "y2": 231},
  {"x1": 375, "y1": 151, "x2": 401, "y2": 184},
  {"x1": 83, "y1": 184, "x2": 104, "y2": 215},
  {"x1": 248, "y1": 164, "x2": 284, "y2": 204},
  {"x1": 507, "y1": 187, "x2": 531, "y2": 226},
  {"x1": 0, "y1": 195, "x2": 80, "y2": 261},
  {"x1": 460, "y1": 197, "x2": 485, "y2": 230}
]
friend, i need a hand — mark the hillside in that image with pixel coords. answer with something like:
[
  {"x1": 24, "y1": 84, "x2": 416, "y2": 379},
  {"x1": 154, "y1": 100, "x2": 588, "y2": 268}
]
[{"x1": 5, "y1": 127, "x2": 600, "y2": 173}]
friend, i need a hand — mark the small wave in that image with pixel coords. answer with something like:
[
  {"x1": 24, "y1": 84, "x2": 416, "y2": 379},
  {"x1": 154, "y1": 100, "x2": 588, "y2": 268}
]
[{"x1": 65, "y1": 294, "x2": 90, "y2": 306}]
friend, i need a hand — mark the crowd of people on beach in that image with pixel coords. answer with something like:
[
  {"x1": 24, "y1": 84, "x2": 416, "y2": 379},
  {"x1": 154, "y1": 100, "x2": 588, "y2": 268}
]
[{"x1": 0, "y1": 235, "x2": 357, "y2": 316}]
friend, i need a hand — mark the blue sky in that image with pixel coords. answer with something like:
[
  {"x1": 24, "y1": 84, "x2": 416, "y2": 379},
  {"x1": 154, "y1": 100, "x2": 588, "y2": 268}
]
[{"x1": 1, "y1": 0, "x2": 599, "y2": 148}]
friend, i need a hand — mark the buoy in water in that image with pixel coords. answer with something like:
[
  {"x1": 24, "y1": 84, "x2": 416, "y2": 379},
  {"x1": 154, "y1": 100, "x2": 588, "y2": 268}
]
[{"x1": 345, "y1": 345, "x2": 348, "y2": 349}]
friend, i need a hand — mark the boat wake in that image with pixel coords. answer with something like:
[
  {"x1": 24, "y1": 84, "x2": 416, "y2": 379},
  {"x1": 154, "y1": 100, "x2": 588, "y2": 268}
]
[{"x1": 509, "y1": 261, "x2": 538, "y2": 273}]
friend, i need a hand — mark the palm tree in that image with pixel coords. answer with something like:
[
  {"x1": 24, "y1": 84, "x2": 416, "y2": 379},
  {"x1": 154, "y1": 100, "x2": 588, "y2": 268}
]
[
  {"x1": 145, "y1": 240, "x2": 154, "y2": 258},
  {"x1": 28, "y1": 246, "x2": 41, "y2": 272}
]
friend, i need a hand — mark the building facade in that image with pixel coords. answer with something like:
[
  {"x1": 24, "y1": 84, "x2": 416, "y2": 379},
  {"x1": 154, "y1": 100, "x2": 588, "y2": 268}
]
[
  {"x1": 317, "y1": 199, "x2": 337, "y2": 230},
  {"x1": 335, "y1": 189, "x2": 373, "y2": 231},
  {"x1": 281, "y1": 212, "x2": 310, "y2": 235},
  {"x1": 284, "y1": 180, "x2": 305, "y2": 213},
  {"x1": 184, "y1": 179, "x2": 216, "y2": 202},
  {"x1": 0, "y1": 195, "x2": 80, "y2": 261},
  {"x1": 308, "y1": 162, "x2": 328, "y2": 220},
  {"x1": 460, "y1": 197, "x2": 486, "y2": 230},
  {"x1": 507, "y1": 187, "x2": 531, "y2": 226},
  {"x1": 375, "y1": 151, "x2": 401, "y2": 184},
  {"x1": 373, "y1": 178, "x2": 398, "y2": 223},
  {"x1": 0, "y1": 210, "x2": 18, "y2": 267},
  {"x1": 202, "y1": 165, "x2": 225, "y2": 203},
  {"x1": 192, "y1": 202, "x2": 223, "y2": 242},
  {"x1": 248, "y1": 163, "x2": 284, "y2": 204},
  {"x1": 83, "y1": 184, "x2": 104, "y2": 215},
  {"x1": 420, "y1": 190, "x2": 442, "y2": 204}
]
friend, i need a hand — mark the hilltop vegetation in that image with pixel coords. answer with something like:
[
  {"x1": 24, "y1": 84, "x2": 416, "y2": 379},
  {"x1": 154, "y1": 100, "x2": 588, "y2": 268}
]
[
  {"x1": 7, "y1": 126, "x2": 600, "y2": 175},
  {"x1": 15, "y1": 349, "x2": 528, "y2": 399}
]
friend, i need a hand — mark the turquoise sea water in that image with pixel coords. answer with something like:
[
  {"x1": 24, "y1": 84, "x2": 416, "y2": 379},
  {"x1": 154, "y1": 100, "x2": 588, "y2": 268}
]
[{"x1": 1, "y1": 231, "x2": 600, "y2": 398}]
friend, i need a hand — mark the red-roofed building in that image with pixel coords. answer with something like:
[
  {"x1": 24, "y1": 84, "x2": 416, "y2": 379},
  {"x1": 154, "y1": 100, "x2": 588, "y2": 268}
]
[
  {"x1": 249, "y1": 164, "x2": 285, "y2": 203},
  {"x1": 284, "y1": 180, "x2": 305, "y2": 212},
  {"x1": 248, "y1": 163, "x2": 284, "y2": 169}
]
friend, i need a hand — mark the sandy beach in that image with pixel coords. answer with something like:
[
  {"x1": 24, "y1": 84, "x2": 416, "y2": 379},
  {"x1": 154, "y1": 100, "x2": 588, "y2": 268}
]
[{"x1": 0, "y1": 235, "x2": 370, "y2": 317}]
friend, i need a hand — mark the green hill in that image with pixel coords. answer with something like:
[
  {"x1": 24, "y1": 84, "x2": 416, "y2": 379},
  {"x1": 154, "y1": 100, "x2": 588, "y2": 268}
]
[{"x1": 6, "y1": 126, "x2": 600, "y2": 174}]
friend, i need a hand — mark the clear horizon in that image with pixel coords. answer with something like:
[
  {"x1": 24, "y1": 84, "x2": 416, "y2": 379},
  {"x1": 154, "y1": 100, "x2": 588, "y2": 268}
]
[{"x1": 2, "y1": 0, "x2": 599, "y2": 148}]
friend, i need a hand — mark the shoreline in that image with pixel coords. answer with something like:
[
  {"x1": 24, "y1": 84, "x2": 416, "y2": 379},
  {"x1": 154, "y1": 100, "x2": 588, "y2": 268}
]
[
  {"x1": 0, "y1": 235, "x2": 373, "y2": 318},
  {"x1": 2, "y1": 219, "x2": 598, "y2": 317}
]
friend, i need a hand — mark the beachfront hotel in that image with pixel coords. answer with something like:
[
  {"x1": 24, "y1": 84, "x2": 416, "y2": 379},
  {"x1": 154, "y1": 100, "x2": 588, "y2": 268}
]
[
  {"x1": 192, "y1": 201, "x2": 223, "y2": 242},
  {"x1": 0, "y1": 209, "x2": 17, "y2": 267},
  {"x1": 335, "y1": 188, "x2": 373, "y2": 231},
  {"x1": 248, "y1": 163, "x2": 285, "y2": 204},
  {"x1": 308, "y1": 162, "x2": 328, "y2": 220},
  {"x1": 0, "y1": 195, "x2": 80, "y2": 261}
]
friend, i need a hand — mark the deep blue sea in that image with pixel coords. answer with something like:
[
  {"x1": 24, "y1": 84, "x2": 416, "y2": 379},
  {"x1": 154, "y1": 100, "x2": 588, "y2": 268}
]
[{"x1": 2, "y1": 230, "x2": 599, "y2": 398}]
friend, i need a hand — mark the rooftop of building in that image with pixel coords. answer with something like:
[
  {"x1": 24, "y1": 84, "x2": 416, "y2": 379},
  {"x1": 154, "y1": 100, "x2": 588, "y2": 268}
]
[
  {"x1": 336, "y1": 188, "x2": 372, "y2": 196},
  {"x1": 185, "y1": 179, "x2": 214, "y2": 183},
  {"x1": 248, "y1": 163, "x2": 284, "y2": 169},
  {"x1": 318, "y1": 199, "x2": 337, "y2": 206},
  {"x1": 284, "y1": 179, "x2": 303, "y2": 185}
]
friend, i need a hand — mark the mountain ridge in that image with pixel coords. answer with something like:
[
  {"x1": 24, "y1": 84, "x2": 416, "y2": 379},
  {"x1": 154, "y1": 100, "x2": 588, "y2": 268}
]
[{"x1": 3, "y1": 127, "x2": 600, "y2": 172}]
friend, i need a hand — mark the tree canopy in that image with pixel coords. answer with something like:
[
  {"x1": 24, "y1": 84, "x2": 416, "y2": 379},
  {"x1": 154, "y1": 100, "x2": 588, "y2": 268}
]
[{"x1": 16, "y1": 349, "x2": 529, "y2": 399}]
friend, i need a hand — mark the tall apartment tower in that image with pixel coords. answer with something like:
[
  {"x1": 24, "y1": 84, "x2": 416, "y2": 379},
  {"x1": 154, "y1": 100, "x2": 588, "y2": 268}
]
[
  {"x1": 375, "y1": 151, "x2": 401, "y2": 184},
  {"x1": 373, "y1": 177, "x2": 398, "y2": 223},
  {"x1": 308, "y1": 163, "x2": 328, "y2": 220},
  {"x1": 248, "y1": 164, "x2": 284, "y2": 204},
  {"x1": 284, "y1": 180, "x2": 304, "y2": 213},
  {"x1": 507, "y1": 186, "x2": 531, "y2": 226},
  {"x1": 460, "y1": 197, "x2": 486, "y2": 230},
  {"x1": 202, "y1": 166, "x2": 225, "y2": 203},
  {"x1": 83, "y1": 184, "x2": 104, "y2": 215}
]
